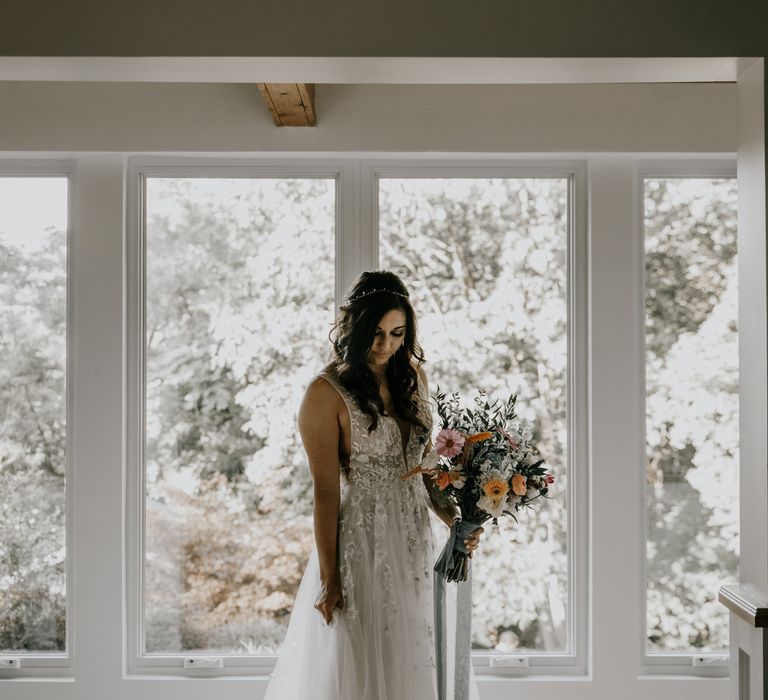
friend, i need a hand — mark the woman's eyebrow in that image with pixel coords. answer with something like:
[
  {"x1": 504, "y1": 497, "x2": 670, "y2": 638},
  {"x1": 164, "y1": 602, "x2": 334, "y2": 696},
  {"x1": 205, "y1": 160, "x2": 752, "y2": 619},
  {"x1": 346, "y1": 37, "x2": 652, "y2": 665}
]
[{"x1": 376, "y1": 325, "x2": 406, "y2": 331}]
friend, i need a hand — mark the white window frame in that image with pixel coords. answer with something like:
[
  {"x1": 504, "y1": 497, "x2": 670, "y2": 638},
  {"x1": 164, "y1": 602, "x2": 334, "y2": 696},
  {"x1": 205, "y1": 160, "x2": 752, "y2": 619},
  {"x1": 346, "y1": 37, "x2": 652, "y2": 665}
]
[
  {"x1": 125, "y1": 156, "x2": 357, "y2": 675},
  {"x1": 0, "y1": 153, "x2": 739, "y2": 698},
  {"x1": 363, "y1": 157, "x2": 589, "y2": 677},
  {"x1": 124, "y1": 155, "x2": 588, "y2": 678},
  {"x1": 636, "y1": 158, "x2": 738, "y2": 677},
  {"x1": 0, "y1": 159, "x2": 77, "y2": 677}
]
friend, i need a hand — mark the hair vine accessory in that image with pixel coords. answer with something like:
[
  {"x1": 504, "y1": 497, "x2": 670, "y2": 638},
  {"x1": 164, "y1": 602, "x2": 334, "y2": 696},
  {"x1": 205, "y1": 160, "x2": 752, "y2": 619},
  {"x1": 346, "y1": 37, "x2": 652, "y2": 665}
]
[{"x1": 347, "y1": 288, "x2": 410, "y2": 303}]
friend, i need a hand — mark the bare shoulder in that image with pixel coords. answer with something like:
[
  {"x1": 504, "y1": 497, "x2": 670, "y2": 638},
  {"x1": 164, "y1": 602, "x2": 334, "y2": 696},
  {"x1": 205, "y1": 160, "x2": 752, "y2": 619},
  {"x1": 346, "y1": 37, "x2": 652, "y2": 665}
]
[
  {"x1": 298, "y1": 375, "x2": 344, "y2": 477},
  {"x1": 302, "y1": 374, "x2": 344, "y2": 413},
  {"x1": 298, "y1": 375, "x2": 344, "y2": 451}
]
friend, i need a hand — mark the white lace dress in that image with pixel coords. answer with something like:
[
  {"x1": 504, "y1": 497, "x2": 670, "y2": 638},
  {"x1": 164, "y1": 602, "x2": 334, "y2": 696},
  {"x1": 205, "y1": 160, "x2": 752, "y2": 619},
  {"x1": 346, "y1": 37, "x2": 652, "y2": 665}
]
[{"x1": 262, "y1": 370, "x2": 480, "y2": 700}]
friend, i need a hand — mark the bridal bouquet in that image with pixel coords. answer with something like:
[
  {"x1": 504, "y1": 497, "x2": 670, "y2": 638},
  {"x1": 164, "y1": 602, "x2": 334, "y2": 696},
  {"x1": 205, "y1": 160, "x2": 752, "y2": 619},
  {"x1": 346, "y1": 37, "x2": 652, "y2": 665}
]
[{"x1": 403, "y1": 388, "x2": 554, "y2": 582}]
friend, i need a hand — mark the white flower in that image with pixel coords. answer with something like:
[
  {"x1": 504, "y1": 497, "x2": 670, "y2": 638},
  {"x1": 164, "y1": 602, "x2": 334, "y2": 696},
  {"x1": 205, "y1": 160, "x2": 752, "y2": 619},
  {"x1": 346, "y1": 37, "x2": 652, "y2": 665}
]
[
  {"x1": 478, "y1": 494, "x2": 505, "y2": 518},
  {"x1": 481, "y1": 469, "x2": 506, "y2": 484},
  {"x1": 421, "y1": 450, "x2": 440, "y2": 470}
]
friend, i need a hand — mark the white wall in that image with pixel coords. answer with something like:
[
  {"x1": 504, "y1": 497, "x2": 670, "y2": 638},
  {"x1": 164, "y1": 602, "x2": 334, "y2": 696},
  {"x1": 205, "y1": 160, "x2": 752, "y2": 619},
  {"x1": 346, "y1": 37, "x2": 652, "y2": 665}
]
[
  {"x1": 728, "y1": 57, "x2": 768, "y2": 700},
  {"x1": 0, "y1": 82, "x2": 737, "y2": 153}
]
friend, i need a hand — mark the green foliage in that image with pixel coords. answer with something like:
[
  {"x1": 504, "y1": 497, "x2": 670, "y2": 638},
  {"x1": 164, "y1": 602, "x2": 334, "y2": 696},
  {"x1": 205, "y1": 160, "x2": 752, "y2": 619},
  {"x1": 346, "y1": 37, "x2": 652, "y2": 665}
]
[
  {"x1": 0, "y1": 227, "x2": 67, "y2": 652},
  {"x1": 142, "y1": 178, "x2": 334, "y2": 651},
  {"x1": 145, "y1": 474, "x2": 312, "y2": 654},
  {"x1": 643, "y1": 178, "x2": 739, "y2": 651},
  {"x1": 644, "y1": 179, "x2": 737, "y2": 360},
  {"x1": 433, "y1": 387, "x2": 519, "y2": 435},
  {"x1": 381, "y1": 178, "x2": 569, "y2": 649}
]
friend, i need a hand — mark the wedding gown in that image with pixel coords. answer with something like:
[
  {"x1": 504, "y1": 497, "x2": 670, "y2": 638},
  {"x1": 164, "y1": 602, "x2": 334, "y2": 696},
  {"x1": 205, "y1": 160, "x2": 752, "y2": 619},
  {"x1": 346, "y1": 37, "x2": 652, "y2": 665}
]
[{"x1": 262, "y1": 369, "x2": 480, "y2": 700}]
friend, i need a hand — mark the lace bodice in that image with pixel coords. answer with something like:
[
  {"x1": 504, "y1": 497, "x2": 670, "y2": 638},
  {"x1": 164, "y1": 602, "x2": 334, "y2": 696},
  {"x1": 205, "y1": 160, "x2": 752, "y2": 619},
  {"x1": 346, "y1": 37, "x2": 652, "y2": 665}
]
[
  {"x1": 317, "y1": 369, "x2": 436, "y2": 628},
  {"x1": 318, "y1": 369, "x2": 434, "y2": 489}
]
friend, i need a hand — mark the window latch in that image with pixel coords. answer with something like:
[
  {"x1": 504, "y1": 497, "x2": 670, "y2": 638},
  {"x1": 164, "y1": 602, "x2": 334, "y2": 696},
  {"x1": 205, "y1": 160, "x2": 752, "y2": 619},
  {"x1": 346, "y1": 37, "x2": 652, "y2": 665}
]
[
  {"x1": 692, "y1": 655, "x2": 729, "y2": 667},
  {"x1": 489, "y1": 655, "x2": 529, "y2": 668},
  {"x1": 183, "y1": 656, "x2": 224, "y2": 669}
]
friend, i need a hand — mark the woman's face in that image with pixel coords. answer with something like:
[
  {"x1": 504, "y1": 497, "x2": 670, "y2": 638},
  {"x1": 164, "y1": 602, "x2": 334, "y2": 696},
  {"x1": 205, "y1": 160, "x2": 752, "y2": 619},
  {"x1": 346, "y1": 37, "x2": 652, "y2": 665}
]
[{"x1": 368, "y1": 308, "x2": 406, "y2": 367}]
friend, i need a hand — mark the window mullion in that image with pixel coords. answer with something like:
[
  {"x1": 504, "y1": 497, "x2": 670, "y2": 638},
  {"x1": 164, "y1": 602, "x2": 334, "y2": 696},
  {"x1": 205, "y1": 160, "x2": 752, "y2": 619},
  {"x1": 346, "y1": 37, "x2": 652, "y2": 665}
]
[
  {"x1": 587, "y1": 157, "x2": 646, "y2": 680},
  {"x1": 73, "y1": 155, "x2": 127, "y2": 683}
]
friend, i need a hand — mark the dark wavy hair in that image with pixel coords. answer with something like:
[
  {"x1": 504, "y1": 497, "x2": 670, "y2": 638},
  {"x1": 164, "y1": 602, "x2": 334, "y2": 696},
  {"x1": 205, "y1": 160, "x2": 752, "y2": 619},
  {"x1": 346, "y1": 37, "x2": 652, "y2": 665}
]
[{"x1": 324, "y1": 270, "x2": 429, "y2": 436}]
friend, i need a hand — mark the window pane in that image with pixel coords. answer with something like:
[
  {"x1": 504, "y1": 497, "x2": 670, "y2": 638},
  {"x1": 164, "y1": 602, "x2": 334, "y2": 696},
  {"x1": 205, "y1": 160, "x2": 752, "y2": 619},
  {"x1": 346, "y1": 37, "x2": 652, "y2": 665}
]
[
  {"x1": 144, "y1": 178, "x2": 335, "y2": 654},
  {"x1": 379, "y1": 177, "x2": 569, "y2": 652},
  {"x1": 644, "y1": 177, "x2": 739, "y2": 653},
  {"x1": 0, "y1": 177, "x2": 68, "y2": 653}
]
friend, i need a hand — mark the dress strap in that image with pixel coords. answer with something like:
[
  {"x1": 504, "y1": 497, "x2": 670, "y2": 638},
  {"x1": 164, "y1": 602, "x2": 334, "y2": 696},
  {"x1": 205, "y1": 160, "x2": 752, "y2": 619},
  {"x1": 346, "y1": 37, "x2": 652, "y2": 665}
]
[
  {"x1": 319, "y1": 367, "x2": 425, "y2": 419},
  {"x1": 317, "y1": 371, "x2": 358, "y2": 420},
  {"x1": 317, "y1": 371, "x2": 358, "y2": 473},
  {"x1": 318, "y1": 369, "x2": 346, "y2": 395}
]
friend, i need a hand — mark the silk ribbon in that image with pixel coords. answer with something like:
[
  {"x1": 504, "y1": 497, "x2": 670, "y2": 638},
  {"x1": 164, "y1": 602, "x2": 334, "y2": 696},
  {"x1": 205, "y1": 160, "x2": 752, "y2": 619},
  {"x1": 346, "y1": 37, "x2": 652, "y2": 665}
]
[{"x1": 433, "y1": 518, "x2": 481, "y2": 700}]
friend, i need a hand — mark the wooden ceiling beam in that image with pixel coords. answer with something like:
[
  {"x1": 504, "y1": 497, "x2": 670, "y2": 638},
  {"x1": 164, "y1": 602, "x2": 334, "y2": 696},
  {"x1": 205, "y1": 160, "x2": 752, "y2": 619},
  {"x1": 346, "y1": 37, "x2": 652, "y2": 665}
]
[{"x1": 257, "y1": 83, "x2": 316, "y2": 127}]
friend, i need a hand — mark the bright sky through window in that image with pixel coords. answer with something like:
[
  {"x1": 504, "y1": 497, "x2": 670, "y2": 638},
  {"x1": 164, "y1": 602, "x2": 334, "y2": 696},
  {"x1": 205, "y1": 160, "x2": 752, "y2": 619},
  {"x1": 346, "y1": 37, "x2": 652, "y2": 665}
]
[{"x1": 0, "y1": 178, "x2": 67, "y2": 252}]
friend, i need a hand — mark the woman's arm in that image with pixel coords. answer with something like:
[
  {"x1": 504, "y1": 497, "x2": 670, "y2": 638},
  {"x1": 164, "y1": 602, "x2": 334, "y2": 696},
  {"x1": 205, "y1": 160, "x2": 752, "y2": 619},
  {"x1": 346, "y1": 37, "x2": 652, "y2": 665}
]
[
  {"x1": 421, "y1": 471, "x2": 460, "y2": 528},
  {"x1": 297, "y1": 376, "x2": 344, "y2": 623},
  {"x1": 416, "y1": 364, "x2": 460, "y2": 528}
]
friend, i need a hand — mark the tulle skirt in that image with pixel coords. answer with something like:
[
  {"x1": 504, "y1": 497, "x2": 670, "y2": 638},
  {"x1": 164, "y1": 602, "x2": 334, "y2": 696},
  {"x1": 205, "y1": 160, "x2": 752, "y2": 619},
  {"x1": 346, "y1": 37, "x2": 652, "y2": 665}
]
[{"x1": 262, "y1": 491, "x2": 479, "y2": 700}]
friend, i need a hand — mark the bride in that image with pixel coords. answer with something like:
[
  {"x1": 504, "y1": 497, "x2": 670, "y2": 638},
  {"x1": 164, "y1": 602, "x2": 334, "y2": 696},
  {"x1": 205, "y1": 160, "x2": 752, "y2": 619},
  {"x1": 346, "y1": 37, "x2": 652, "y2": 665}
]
[{"x1": 262, "y1": 269, "x2": 483, "y2": 700}]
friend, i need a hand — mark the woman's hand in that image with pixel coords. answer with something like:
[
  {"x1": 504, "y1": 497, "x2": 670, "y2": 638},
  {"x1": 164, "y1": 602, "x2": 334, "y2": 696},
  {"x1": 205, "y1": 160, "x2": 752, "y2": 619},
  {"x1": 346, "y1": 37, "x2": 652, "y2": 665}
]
[
  {"x1": 314, "y1": 574, "x2": 344, "y2": 625},
  {"x1": 464, "y1": 526, "x2": 484, "y2": 559}
]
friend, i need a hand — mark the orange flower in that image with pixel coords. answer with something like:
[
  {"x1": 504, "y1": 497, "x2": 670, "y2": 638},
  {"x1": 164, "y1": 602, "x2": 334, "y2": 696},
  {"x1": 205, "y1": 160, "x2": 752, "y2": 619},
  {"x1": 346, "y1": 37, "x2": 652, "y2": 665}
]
[
  {"x1": 400, "y1": 465, "x2": 425, "y2": 481},
  {"x1": 466, "y1": 431, "x2": 494, "y2": 444},
  {"x1": 435, "y1": 471, "x2": 453, "y2": 491},
  {"x1": 401, "y1": 450, "x2": 441, "y2": 480},
  {"x1": 511, "y1": 473, "x2": 527, "y2": 496},
  {"x1": 482, "y1": 478, "x2": 509, "y2": 500}
]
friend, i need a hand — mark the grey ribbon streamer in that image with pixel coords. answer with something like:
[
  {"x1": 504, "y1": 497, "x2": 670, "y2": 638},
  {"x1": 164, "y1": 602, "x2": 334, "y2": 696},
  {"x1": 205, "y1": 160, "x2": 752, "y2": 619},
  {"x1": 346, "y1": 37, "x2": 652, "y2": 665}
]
[
  {"x1": 434, "y1": 519, "x2": 481, "y2": 700},
  {"x1": 455, "y1": 575, "x2": 472, "y2": 700}
]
